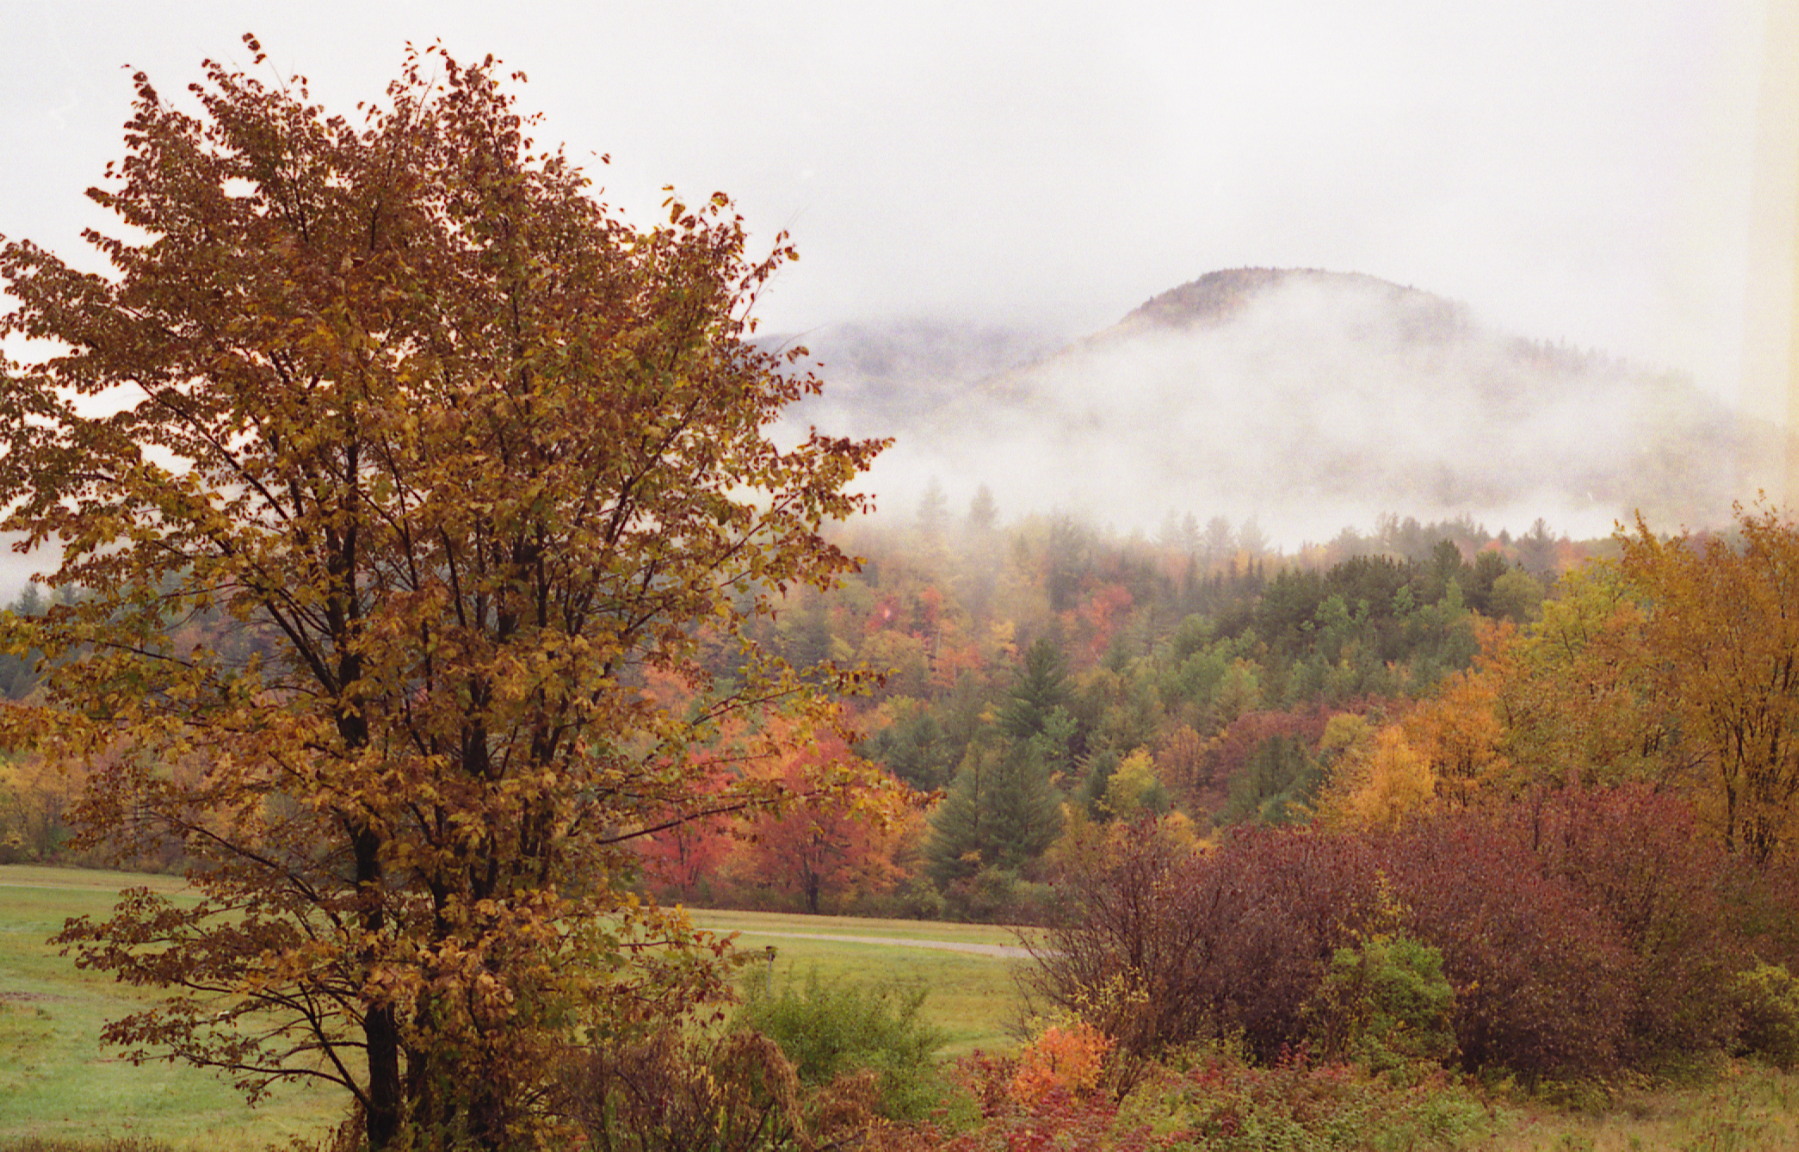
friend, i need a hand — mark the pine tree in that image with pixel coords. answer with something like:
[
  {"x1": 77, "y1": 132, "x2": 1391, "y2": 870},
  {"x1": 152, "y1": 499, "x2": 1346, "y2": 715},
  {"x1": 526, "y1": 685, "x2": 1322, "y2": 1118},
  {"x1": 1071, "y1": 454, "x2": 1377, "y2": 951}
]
[
  {"x1": 999, "y1": 637, "x2": 1073, "y2": 744},
  {"x1": 926, "y1": 737, "x2": 1062, "y2": 887}
]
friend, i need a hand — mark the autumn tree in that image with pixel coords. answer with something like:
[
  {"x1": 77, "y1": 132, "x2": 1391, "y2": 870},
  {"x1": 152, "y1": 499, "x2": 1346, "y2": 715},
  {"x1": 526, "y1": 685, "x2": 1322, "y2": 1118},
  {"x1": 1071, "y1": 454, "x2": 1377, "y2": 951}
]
[
  {"x1": 1618, "y1": 506, "x2": 1799, "y2": 860},
  {"x1": 736, "y1": 727, "x2": 915, "y2": 915},
  {"x1": 0, "y1": 752, "x2": 86, "y2": 861},
  {"x1": 0, "y1": 41, "x2": 880, "y2": 1150},
  {"x1": 1482, "y1": 567, "x2": 1688, "y2": 793},
  {"x1": 1315, "y1": 722, "x2": 1435, "y2": 830}
]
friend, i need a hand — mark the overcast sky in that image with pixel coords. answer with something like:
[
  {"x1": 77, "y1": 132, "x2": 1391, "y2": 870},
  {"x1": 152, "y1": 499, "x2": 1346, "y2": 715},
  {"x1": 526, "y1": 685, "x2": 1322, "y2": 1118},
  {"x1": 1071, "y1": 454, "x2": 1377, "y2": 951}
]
[{"x1": 0, "y1": 0, "x2": 1777, "y2": 403}]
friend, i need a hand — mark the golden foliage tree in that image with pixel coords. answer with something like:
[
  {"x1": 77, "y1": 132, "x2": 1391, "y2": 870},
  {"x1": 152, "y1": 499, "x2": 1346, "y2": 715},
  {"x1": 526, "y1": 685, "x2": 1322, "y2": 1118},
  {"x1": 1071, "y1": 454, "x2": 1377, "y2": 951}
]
[
  {"x1": 1618, "y1": 506, "x2": 1799, "y2": 860},
  {"x1": 1400, "y1": 655, "x2": 1507, "y2": 807},
  {"x1": 0, "y1": 40, "x2": 880, "y2": 1149},
  {"x1": 1316, "y1": 723, "x2": 1435, "y2": 830},
  {"x1": 1483, "y1": 567, "x2": 1690, "y2": 793}
]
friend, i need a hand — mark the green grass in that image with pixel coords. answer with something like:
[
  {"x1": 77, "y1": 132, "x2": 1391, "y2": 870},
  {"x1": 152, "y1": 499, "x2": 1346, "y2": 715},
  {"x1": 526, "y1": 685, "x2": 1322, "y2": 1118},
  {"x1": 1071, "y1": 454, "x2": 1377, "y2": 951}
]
[
  {"x1": 685, "y1": 905, "x2": 1033, "y2": 1056},
  {"x1": 0, "y1": 866, "x2": 1028, "y2": 1148},
  {"x1": 0, "y1": 867, "x2": 335, "y2": 1150},
  {"x1": 1469, "y1": 1062, "x2": 1799, "y2": 1151},
  {"x1": 705, "y1": 937, "x2": 1026, "y2": 1056}
]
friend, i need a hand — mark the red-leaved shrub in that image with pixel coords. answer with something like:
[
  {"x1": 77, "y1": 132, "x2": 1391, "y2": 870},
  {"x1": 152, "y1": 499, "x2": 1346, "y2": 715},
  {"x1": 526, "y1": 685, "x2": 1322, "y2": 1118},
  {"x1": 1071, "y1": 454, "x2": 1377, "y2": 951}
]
[
  {"x1": 1025, "y1": 823, "x2": 1379, "y2": 1067},
  {"x1": 1514, "y1": 785, "x2": 1740, "y2": 1062},
  {"x1": 1381, "y1": 815, "x2": 1633, "y2": 1080}
]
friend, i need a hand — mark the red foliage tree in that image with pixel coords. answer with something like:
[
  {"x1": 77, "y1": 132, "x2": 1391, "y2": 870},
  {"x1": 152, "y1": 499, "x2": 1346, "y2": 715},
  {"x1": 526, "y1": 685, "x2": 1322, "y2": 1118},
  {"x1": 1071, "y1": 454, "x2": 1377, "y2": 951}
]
[{"x1": 739, "y1": 733, "x2": 914, "y2": 914}]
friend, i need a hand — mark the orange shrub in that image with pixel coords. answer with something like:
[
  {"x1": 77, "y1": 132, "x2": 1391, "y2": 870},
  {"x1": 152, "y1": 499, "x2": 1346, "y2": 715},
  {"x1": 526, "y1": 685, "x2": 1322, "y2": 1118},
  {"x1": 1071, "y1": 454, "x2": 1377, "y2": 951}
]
[{"x1": 1009, "y1": 1021, "x2": 1114, "y2": 1108}]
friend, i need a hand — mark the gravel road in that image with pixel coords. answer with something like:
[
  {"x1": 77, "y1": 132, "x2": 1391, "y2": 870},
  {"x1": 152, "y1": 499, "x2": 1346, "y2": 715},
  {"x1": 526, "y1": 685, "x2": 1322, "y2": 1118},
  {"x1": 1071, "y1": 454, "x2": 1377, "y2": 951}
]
[{"x1": 730, "y1": 929, "x2": 1036, "y2": 960}]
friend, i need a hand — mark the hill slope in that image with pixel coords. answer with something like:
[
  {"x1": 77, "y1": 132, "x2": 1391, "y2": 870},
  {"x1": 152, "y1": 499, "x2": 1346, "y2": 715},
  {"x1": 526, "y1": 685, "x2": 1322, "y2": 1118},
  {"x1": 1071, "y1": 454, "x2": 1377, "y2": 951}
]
[{"x1": 790, "y1": 269, "x2": 1771, "y2": 540}]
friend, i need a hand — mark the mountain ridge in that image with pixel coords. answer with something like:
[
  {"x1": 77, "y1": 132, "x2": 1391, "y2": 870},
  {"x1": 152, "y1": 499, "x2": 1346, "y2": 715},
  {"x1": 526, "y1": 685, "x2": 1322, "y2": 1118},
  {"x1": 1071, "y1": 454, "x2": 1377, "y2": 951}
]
[{"x1": 780, "y1": 267, "x2": 1772, "y2": 541}]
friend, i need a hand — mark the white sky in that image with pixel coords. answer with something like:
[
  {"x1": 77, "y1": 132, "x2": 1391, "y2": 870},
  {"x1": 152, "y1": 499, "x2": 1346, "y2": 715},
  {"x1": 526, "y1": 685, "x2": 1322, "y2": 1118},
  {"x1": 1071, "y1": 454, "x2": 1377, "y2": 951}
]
[{"x1": 0, "y1": 0, "x2": 1776, "y2": 401}]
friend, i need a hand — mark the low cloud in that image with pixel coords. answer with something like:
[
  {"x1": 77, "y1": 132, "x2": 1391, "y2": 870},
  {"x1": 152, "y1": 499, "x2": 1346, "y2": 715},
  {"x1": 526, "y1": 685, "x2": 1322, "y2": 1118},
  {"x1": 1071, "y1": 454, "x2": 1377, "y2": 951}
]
[{"x1": 788, "y1": 268, "x2": 1776, "y2": 546}]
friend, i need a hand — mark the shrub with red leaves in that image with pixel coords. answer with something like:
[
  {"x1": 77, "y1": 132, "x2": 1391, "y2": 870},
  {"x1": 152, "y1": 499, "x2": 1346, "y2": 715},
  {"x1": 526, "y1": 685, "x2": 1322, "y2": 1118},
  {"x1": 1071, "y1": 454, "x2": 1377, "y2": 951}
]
[
  {"x1": 1381, "y1": 814, "x2": 1633, "y2": 1080},
  {"x1": 1024, "y1": 822, "x2": 1379, "y2": 1067},
  {"x1": 1515, "y1": 785, "x2": 1740, "y2": 1062}
]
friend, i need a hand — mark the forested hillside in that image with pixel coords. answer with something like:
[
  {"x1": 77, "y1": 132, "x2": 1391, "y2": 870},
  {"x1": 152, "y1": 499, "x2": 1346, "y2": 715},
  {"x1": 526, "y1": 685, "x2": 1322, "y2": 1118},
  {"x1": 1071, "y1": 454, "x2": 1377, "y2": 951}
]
[
  {"x1": 649, "y1": 503, "x2": 1581, "y2": 919},
  {"x1": 0, "y1": 505, "x2": 1569, "y2": 903}
]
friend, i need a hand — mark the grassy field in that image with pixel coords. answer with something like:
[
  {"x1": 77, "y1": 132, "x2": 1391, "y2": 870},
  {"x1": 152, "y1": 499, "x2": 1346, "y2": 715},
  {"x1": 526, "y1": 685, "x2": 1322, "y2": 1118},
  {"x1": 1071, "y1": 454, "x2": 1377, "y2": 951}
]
[
  {"x1": 8, "y1": 866, "x2": 1799, "y2": 1152},
  {"x1": 686, "y1": 905, "x2": 1035, "y2": 947},
  {"x1": 0, "y1": 866, "x2": 334, "y2": 1148},
  {"x1": 1470, "y1": 1066, "x2": 1799, "y2": 1151},
  {"x1": 686, "y1": 906, "x2": 1032, "y2": 1056},
  {"x1": 0, "y1": 866, "x2": 1028, "y2": 1149}
]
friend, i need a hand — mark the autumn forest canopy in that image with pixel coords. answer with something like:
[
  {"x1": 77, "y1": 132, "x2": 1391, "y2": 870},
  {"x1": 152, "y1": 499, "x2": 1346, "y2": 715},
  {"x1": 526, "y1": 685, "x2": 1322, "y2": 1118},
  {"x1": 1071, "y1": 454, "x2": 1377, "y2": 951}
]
[{"x1": 6, "y1": 35, "x2": 1799, "y2": 1152}]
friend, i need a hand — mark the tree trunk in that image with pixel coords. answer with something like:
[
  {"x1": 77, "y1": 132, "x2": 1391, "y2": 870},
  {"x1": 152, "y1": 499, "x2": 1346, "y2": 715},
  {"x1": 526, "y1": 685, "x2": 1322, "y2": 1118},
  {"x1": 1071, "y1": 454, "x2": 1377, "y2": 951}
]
[
  {"x1": 354, "y1": 824, "x2": 405, "y2": 1148},
  {"x1": 365, "y1": 1004, "x2": 405, "y2": 1148}
]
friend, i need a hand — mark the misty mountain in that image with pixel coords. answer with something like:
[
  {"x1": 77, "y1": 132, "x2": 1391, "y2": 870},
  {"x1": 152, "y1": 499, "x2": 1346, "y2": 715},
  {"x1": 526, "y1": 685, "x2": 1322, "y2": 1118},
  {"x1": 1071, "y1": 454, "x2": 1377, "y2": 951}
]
[
  {"x1": 772, "y1": 318, "x2": 1061, "y2": 436},
  {"x1": 784, "y1": 268, "x2": 1774, "y2": 542}
]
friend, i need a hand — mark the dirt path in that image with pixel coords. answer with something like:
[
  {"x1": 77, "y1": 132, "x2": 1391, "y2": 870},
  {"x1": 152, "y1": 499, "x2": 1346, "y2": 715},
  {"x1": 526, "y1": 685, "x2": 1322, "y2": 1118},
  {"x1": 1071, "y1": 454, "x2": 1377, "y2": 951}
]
[
  {"x1": 0, "y1": 875, "x2": 1042, "y2": 959},
  {"x1": 728, "y1": 929, "x2": 1036, "y2": 960}
]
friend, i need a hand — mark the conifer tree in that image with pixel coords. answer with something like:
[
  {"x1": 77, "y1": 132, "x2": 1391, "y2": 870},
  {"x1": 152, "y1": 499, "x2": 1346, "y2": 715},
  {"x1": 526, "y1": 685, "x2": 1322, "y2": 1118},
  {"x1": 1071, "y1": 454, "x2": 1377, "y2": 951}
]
[{"x1": 926, "y1": 737, "x2": 1062, "y2": 887}]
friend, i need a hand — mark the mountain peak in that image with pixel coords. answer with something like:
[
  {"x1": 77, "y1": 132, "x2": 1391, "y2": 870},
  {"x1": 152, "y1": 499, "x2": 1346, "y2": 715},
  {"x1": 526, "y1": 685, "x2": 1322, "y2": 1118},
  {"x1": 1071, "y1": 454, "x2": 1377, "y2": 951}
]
[{"x1": 1119, "y1": 267, "x2": 1470, "y2": 341}]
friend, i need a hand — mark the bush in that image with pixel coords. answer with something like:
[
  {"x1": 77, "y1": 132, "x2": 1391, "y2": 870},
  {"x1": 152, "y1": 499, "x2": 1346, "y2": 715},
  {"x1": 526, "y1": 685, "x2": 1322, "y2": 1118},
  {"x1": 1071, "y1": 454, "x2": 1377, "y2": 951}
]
[
  {"x1": 1381, "y1": 816, "x2": 1633, "y2": 1081},
  {"x1": 1200, "y1": 829, "x2": 1382, "y2": 1059},
  {"x1": 1029, "y1": 803, "x2": 1734, "y2": 1086},
  {"x1": 1129, "y1": 1049, "x2": 1498, "y2": 1152},
  {"x1": 851, "y1": 875, "x2": 947, "y2": 921},
  {"x1": 1307, "y1": 934, "x2": 1457, "y2": 1079},
  {"x1": 556, "y1": 1026, "x2": 869, "y2": 1152},
  {"x1": 1721, "y1": 854, "x2": 1799, "y2": 971},
  {"x1": 1022, "y1": 821, "x2": 1211, "y2": 1072},
  {"x1": 893, "y1": 1045, "x2": 1499, "y2": 1152},
  {"x1": 1025, "y1": 821, "x2": 1379, "y2": 1069},
  {"x1": 735, "y1": 969, "x2": 955, "y2": 1123},
  {"x1": 1009, "y1": 1020, "x2": 1114, "y2": 1108},
  {"x1": 1732, "y1": 961, "x2": 1799, "y2": 1068},
  {"x1": 941, "y1": 865, "x2": 1055, "y2": 924},
  {"x1": 1516, "y1": 786, "x2": 1741, "y2": 1063},
  {"x1": 910, "y1": 1048, "x2": 1138, "y2": 1152}
]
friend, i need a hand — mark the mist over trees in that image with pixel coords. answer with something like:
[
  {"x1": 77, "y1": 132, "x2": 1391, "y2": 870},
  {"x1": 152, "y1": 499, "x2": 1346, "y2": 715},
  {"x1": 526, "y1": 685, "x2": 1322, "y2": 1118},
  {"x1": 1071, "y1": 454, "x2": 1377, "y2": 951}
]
[{"x1": 791, "y1": 267, "x2": 1772, "y2": 546}]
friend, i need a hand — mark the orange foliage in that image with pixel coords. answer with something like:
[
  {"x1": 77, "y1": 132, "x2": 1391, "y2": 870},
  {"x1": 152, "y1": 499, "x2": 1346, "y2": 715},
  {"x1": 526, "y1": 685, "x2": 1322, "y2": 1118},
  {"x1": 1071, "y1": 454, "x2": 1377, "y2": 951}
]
[
  {"x1": 1072, "y1": 584, "x2": 1134, "y2": 661},
  {"x1": 1008, "y1": 1021, "x2": 1114, "y2": 1109},
  {"x1": 1401, "y1": 656, "x2": 1508, "y2": 806},
  {"x1": 1619, "y1": 506, "x2": 1799, "y2": 859},
  {"x1": 737, "y1": 728, "x2": 919, "y2": 914}
]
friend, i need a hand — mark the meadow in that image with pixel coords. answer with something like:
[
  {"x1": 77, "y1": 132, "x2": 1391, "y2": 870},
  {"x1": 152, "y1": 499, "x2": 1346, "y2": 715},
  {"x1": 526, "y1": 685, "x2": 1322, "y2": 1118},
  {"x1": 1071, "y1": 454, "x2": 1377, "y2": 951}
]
[
  {"x1": 6, "y1": 865, "x2": 1799, "y2": 1152},
  {"x1": 0, "y1": 866, "x2": 1027, "y2": 1150}
]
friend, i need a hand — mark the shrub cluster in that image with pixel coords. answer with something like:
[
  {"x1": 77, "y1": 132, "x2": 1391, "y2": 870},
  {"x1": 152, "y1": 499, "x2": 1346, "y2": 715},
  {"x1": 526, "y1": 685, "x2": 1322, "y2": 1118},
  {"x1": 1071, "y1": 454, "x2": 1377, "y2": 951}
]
[
  {"x1": 1031, "y1": 822, "x2": 1379, "y2": 1073},
  {"x1": 733, "y1": 970, "x2": 956, "y2": 1123},
  {"x1": 1307, "y1": 934, "x2": 1458, "y2": 1078},
  {"x1": 554, "y1": 969, "x2": 960, "y2": 1150},
  {"x1": 882, "y1": 1044, "x2": 1498, "y2": 1152},
  {"x1": 1733, "y1": 961, "x2": 1799, "y2": 1069},
  {"x1": 1029, "y1": 785, "x2": 1763, "y2": 1084},
  {"x1": 1378, "y1": 814, "x2": 1633, "y2": 1077}
]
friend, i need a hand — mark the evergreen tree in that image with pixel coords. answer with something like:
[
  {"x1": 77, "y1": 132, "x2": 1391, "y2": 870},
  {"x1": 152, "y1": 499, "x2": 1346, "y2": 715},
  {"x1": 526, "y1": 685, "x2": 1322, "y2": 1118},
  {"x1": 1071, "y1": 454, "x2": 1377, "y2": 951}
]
[
  {"x1": 917, "y1": 478, "x2": 950, "y2": 537},
  {"x1": 967, "y1": 485, "x2": 998, "y2": 533},
  {"x1": 999, "y1": 637, "x2": 1072, "y2": 744},
  {"x1": 926, "y1": 737, "x2": 1062, "y2": 887}
]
